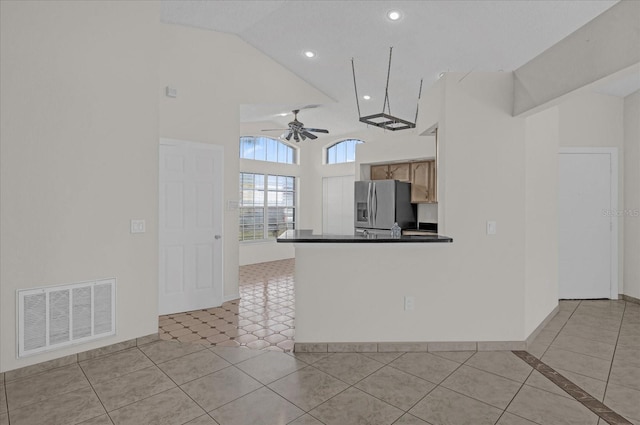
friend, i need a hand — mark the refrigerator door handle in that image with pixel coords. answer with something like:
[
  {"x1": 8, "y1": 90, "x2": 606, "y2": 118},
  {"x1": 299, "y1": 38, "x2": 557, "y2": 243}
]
[
  {"x1": 367, "y1": 182, "x2": 372, "y2": 227},
  {"x1": 372, "y1": 182, "x2": 377, "y2": 226}
]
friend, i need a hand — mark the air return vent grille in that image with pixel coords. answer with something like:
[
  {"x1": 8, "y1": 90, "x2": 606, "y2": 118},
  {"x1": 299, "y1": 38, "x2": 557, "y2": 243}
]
[{"x1": 18, "y1": 279, "x2": 116, "y2": 357}]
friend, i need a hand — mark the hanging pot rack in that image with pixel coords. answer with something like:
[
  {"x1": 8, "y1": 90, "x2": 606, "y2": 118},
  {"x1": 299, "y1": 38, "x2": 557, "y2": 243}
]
[{"x1": 351, "y1": 47, "x2": 423, "y2": 131}]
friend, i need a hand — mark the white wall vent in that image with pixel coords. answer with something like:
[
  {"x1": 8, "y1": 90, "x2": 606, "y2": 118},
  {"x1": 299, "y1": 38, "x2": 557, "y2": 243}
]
[{"x1": 17, "y1": 278, "x2": 116, "y2": 357}]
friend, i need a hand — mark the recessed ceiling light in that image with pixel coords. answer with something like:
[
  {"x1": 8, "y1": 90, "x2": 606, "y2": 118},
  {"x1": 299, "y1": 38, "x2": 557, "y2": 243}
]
[
  {"x1": 303, "y1": 50, "x2": 316, "y2": 58},
  {"x1": 363, "y1": 95, "x2": 371, "y2": 100},
  {"x1": 438, "y1": 72, "x2": 446, "y2": 79},
  {"x1": 387, "y1": 10, "x2": 402, "y2": 21}
]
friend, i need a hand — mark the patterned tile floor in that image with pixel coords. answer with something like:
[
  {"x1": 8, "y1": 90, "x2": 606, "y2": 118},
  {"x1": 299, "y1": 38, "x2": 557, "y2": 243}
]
[
  {"x1": 1, "y1": 299, "x2": 638, "y2": 425},
  {"x1": 158, "y1": 259, "x2": 296, "y2": 352}
]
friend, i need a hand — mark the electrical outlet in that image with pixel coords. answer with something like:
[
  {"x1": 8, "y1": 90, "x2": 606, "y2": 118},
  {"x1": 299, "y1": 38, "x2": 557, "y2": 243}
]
[
  {"x1": 130, "y1": 219, "x2": 146, "y2": 234},
  {"x1": 404, "y1": 296, "x2": 415, "y2": 311}
]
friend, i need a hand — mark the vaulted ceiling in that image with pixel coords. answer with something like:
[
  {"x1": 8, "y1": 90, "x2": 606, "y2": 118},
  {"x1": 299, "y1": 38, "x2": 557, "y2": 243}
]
[{"x1": 161, "y1": 0, "x2": 619, "y2": 137}]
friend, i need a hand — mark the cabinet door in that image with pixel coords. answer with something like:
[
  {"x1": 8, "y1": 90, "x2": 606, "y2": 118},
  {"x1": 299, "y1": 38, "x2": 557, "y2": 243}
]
[
  {"x1": 411, "y1": 160, "x2": 436, "y2": 203},
  {"x1": 388, "y1": 163, "x2": 411, "y2": 182},
  {"x1": 371, "y1": 165, "x2": 389, "y2": 180}
]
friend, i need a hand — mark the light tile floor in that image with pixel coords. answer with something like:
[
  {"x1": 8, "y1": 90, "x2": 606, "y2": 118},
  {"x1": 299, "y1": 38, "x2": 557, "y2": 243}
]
[
  {"x1": 1, "y1": 260, "x2": 639, "y2": 424},
  {"x1": 158, "y1": 259, "x2": 295, "y2": 352}
]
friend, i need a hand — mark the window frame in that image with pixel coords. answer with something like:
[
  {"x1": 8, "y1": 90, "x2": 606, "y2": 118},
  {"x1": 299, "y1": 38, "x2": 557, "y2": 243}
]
[
  {"x1": 326, "y1": 139, "x2": 364, "y2": 165},
  {"x1": 239, "y1": 172, "x2": 296, "y2": 242}
]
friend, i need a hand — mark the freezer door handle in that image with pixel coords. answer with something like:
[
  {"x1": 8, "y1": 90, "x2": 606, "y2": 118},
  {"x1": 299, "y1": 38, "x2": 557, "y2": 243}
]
[
  {"x1": 367, "y1": 182, "x2": 372, "y2": 226},
  {"x1": 372, "y1": 182, "x2": 377, "y2": 226}
]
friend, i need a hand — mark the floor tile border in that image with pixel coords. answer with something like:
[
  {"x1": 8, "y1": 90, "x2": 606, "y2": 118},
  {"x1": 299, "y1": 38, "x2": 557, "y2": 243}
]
[
  {"x1": 512, "y1": 350, "x2": 633, "y2": 425},
  {"x1": 3, "y1": 333, "x2": 160, "y2": 381},
  {"x1": 295, "y1": 340, "x2": 529, "y2": 353}
]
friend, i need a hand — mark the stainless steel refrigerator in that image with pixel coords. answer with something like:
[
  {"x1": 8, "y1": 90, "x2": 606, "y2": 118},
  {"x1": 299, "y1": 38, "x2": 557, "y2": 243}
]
[{"x1": 354, "y1": 180, "x2": 416, "y2": 234}]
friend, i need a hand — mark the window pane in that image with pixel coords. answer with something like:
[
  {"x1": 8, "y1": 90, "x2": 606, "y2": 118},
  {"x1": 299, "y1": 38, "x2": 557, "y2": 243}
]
[
  {"x1": 267, "y1": 191, "x2": 277, "y2": 206},
  {"x1": 327, "y1": 146, "x2": 336, "y2": 164},
  {"x1": 280, "y1": 192, "x2": 292, "y2": 207},
  {"x1": 254, "y1": 174, "x2": 264, "y2": 190},
  {"x1": 267, "y1": 175, "x2": 277, "y2": 190},
  {"x1": 286, "y1": 176, "x2": 295, "y2": 191},
  {"x1": 266, "y1": 138, "x2": 277, "y2": 163},
  {"x1": 336, "y1": 142, "x2": 347, "y2": 163},
  {"x1": 241, "y1": 190, "x2": 254, "y2": 206},
  {"x1": 240, "y1": 137, "x2": 254, "y2": 160},
  {"x1": 240, "y1": 173, "x2": 252, "y2": 189},
  {"x1": 346, "y1": 140, "x2": 356, "y2": 162},
  {"x1": 277, "y1": 142, "x2": 286, "y2": 163},
  {"x1": 239, "y1": 137, "x2": 296, "y2": 164},
  {"x1": 254, "y1": 137, "x2": 266, "y2": 161},
  {"x1": 284, "y1": 207, "x2": 295, "y2": 223},
  {"x1": 276, "y1": 176, "x2": 286, "y2": 191},
  {"x1": 254, "y1": 191, "x2": 264, "y2": 205}
]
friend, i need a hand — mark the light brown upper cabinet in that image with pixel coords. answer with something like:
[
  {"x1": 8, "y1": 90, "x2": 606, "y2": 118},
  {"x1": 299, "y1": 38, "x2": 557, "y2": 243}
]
[
  {"x1": 410, "y1": 160, "x2": 437, "y2": 203},
  {"x1": 370, "y1": 164, "x2": 390, "y2": 180},
  {"x1": 370, "y1": 160, "x2": 437, "y2": 203},
  {"x1": 370, "y1": 163, "x2": 411, "y2": 182}
]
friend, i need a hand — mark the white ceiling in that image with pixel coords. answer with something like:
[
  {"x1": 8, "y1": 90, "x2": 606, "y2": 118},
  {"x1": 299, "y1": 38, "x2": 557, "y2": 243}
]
[{"x1": 161, "y1": 0, "x2": 620, "y2": 138}]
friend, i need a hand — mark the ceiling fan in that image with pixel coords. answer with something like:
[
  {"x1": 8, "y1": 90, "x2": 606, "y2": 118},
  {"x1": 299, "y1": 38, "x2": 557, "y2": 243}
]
[{"x1": 262, "y1": 109, "x2": 329, "y2": 142}]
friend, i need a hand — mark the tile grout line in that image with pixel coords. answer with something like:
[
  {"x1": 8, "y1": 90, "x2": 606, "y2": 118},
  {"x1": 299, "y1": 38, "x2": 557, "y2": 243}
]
[
  {"x1": 134, "y1": 343, "x2": 221, "y2": 424},
  {"x1": 512, "y1": 350, "x2": 632, "y2": 425},
  {"x1": 600, "y1": 300, "x2": 626, "y2": 415},
  {"x1": 76, "y1": 359, "x2": 114, "y2": 425},
  {"x1": 493, "y1": 363, "x2": 543, "y2": 425},
  {"x1": 3, "y1": 378, "x2": 9, "y2": 425}
]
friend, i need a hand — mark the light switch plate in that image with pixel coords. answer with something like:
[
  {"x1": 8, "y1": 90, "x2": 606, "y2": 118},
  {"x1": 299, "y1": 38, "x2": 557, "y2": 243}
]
[
  {"x1": 487, "y1": 221, "x2": 496, "y2": 235},
  {"x1": 130, "y1": 219, "x2": 146, "y2": 234},
  {"x1": 404, "y1": 296, "x2": 415, "y2": 311}
]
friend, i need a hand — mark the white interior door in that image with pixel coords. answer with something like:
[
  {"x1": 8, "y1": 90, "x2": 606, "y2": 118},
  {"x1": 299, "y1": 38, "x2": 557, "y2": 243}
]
[
  {"x1": 323, "y1": 175, "x2": 355, "y2": 235},
  {"x1": 159, "y1": 140, "x2": 224, "y2": 315},
  {"x1": 559, "y1": 151, "x2": 615, "y2": 299}
]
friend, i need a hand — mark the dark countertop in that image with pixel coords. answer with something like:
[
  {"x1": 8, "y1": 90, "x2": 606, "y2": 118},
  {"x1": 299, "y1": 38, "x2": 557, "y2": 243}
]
[{"x1": 277, "y1": 230, "x2": 453, "y2": 243}]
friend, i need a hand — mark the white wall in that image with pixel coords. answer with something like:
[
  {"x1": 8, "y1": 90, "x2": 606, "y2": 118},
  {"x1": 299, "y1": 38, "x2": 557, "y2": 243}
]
[
  {"x1": 624, "y1": 90, "x2": 640, "y2": 298},
  {"x1": 158, "y1": 24, "x2": 330, "y2": 293},
  {"x1": 558, "y1": 92, "x2": 625, "y2": 294},
  {"x1": 0, "y1": 1, "x2": 160, "y2": 372},
  {"x1": 524, "y1": 107, "x2": 560, "y2": 335}
]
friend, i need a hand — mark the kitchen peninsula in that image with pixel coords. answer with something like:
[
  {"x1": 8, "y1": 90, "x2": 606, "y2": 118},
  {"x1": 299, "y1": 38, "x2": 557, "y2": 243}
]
[{"x1": 277, "y1": 229, "x2": 554, "y2": 353}]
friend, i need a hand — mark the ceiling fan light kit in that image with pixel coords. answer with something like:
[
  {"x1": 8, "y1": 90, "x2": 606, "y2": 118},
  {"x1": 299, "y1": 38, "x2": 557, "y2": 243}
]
[{"x1": 352, "y1": 47, "x2": 423, "y2": 131}]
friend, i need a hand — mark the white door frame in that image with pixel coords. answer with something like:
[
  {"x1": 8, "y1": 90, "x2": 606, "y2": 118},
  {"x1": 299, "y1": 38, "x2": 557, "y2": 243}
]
[
  {"x1": 159, "y1": 137, "x2": 225, "y2": 313},
  {"x1": 559, "y1": 147, "x2": 618, "y2": 299}
]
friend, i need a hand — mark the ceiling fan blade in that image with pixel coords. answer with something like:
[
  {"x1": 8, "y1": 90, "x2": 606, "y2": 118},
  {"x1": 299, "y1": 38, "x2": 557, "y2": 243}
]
[
  {"x1": 261, "y1": 128, "x2": 288, "y2": 131},
  {"x1": 301, "y1": 131, "x2": 317, "y2": 140},
  {"x1": 305, "y1": 128, "x2": 329, "y2": 134}
]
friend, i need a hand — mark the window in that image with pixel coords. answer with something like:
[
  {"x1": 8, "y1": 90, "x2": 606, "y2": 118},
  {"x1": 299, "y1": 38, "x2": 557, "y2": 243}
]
[
  {"x1": 239, "y1": 173, "x2": 295, "y2": 241},
  {"x1": 240, "y1": 136, "x2": 295, "y2": 164},
  {"x1": 326, "y1": 139, "x2": 363, "y2": 164}
]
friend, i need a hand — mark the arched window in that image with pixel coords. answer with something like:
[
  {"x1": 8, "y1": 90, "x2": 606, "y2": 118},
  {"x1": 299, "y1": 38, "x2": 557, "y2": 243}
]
[
  {"x1": 240, "y1": 136, "x2": 296, "y2": 164},
  {"x1": 326, "y1": 139, "x2": 364, "y2": 164}
]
